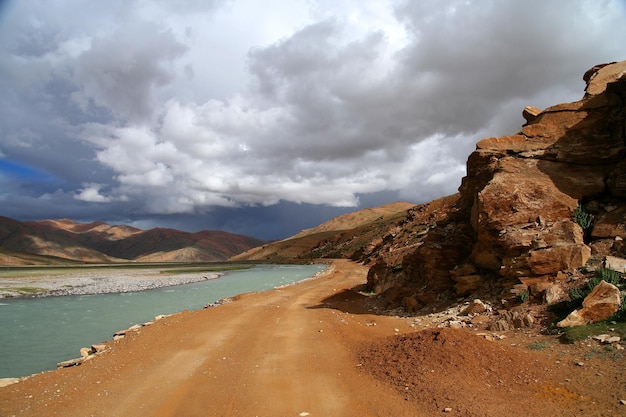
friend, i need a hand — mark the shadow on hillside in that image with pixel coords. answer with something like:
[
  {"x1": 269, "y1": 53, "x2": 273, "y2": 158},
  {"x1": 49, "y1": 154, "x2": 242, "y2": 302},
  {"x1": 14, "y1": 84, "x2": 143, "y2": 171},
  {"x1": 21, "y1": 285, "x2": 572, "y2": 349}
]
[{"x1": 307, "y1": 285, "x2": 375, "y2": 315}]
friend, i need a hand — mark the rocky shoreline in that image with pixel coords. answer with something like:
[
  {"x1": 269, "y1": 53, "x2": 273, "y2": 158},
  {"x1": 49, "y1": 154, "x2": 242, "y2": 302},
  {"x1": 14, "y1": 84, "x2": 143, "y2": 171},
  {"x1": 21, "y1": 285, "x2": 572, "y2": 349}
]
[{"x1": 0, "y1": 269, "x2": 222, "y2": 298}]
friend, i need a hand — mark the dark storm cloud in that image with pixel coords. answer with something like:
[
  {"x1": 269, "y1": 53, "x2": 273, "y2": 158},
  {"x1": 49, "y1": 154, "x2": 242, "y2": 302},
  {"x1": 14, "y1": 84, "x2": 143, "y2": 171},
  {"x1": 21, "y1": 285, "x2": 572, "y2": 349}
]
[
  {"x1": 0, "y1": 0, "x2": 625, "y2": 239},
  {"x1": 73, "y1": 21, "x2": 187, "y2": 122}
]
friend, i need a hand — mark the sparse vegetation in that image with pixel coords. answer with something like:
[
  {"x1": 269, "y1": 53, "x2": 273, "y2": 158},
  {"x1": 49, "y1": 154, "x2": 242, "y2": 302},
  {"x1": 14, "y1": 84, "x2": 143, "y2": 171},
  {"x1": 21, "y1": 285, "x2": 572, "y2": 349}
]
[
  {"x1": 568, "y1": 286, "x2": 586, "y2": 305},
  {"x1": 518, "y1": 289, "x2": 529, "y2": 303},
  {"x1": 613, "y1": 294, "x2": 626, "y2": 322},
  {"x1": 561, "y1": 321, "x2": 626, "y2": 343},
  {"x1": 527, "y1": 341, "x2": 549, "y2": 350},
  {"x1": 594, "y1": 267, "x2": 623, "y2": 286},
  {"x1": 581, "y1": 346, "x2": 624, "y2": 361},
  {"x1": 573, "y1": 204, "x2": 594, "y2": 231},
  {"x1": 12, "y1": 287, "x2": 45, "y2": 295}
]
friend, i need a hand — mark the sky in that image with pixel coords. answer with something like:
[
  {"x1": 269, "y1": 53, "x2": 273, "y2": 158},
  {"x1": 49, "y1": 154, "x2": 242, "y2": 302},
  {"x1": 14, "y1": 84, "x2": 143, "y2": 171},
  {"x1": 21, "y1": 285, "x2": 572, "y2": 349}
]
[{"x1": 0, "y1": 0, "x2": 625, "y2": 240}]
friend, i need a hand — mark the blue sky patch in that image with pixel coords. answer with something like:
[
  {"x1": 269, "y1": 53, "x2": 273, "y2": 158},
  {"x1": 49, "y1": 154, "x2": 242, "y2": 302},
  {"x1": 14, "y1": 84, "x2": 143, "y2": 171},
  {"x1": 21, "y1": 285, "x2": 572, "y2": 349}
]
[{"x1": 0, "y1": 159, "x2": 53, "y2": 182}]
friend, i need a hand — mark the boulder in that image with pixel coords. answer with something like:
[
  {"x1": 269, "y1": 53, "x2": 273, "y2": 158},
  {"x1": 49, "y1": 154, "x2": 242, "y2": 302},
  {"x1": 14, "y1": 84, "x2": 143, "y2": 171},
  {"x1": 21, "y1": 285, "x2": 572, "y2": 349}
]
[
  {"x1": 79, "y1": 347, "x2": 93, "y2": 358},
  {"x1": 453, "y1": 274, "x2": 485, "y2": 296},
  {"x1": 450, "y1": 264, "x2": 486, "y2": 295},
  {"x1": 0, "y1": 378, "x2": 21, "y2": 388},
  {"x1": 488, "y1": 310, "x2": 534, "y2": 330},
  {"x1": 593, "y1": 334, "x2": 622, "y2": 344},
  {"x1": 91, "y1": 344, "x2": 107, "y2": 353},
  {"x1": 462, "y1": 61, "x2": 626, "y2": 284},
  {"x1": 591, "y1": 207, "x2": 626, "y2": 239},
  {"x1": 113, "y1": 324, "x2": 142, "y2": 337},
  {"x1": 527, "y1": 244, "x2": 591, "y2": 275},
  {"x1": 604, "y1": 255, "x2": 626, "y2": 273},
  {"x1": 462, "y1": 299, "x2": 488, "y2": 315},
  {"x1": 558, "y1": 280, "x2": 622, "y2": 327},
  {"x1": 543, "y1": 284, "x2": 567, "y2": 305},
  {"x1": 522, "y1": 106, "x2": 542, "y2": 123},
  {"x1": 57, "y1": 358, "x2": 83, "y2": 368},
  {"x1": 402, "y1": 296, "x2": 420, "y2": 313},
  {"x1": 585, "y1": 60, "x2": 626, "y2": 95}
]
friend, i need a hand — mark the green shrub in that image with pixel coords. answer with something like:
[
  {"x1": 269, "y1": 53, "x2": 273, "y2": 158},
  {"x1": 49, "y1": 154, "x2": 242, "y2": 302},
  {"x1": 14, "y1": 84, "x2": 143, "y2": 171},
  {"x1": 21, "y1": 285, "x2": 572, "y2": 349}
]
[
  {"x1": 527, "y1": 341, "x2": 549, "y2": 350},
  {"x1": 613, "y1": 295, "x2": 626, "y2": 322},
  {"x1": 595, "y1": 267, "x2": 623, "y2": 286},
  {"x1": 562, "y1": 321, "x2": 626, "y2": 343},
  {"x1": 573, "y1": 205, "x2": 594, "y2": 231},
  {"x1": 586, "y1": 276, "x2": 602, "y2": 292},
  {"x1": 569, "y1": 286, "x2": 586, "y2": 304},
  {"x1": 518, "y1": 289, "x2": 529, "y2": 303},
  {"x1": 575, "y1": 267, "x2": 624, "y2": 297}
]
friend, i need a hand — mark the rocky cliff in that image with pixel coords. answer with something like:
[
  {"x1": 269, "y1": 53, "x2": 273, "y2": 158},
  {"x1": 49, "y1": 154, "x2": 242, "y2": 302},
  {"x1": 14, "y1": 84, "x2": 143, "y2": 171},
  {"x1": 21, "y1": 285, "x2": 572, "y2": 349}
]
[{"x1": 366, "y1": 61, "x2": 626, "y2": 314}]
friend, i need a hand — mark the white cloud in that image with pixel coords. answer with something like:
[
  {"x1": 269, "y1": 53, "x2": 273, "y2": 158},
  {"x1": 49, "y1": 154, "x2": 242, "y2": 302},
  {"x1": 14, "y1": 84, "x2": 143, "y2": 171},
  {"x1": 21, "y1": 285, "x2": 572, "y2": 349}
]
[
  {"x1": 2, "y1": 0, "x2": 626, "y2": 228},
  {"x1": 75, "y1": 184, "x2": 113, "y2": 203}
]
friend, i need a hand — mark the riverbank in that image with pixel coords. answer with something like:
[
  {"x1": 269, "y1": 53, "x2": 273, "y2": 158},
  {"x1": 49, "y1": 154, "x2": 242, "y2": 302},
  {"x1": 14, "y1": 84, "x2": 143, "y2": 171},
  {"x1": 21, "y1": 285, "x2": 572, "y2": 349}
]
[
  {"x1": 1, "y1": 259, "x2": 625, "y2": 416},
  {"x1": 0, "y1": 268, "x2": 222, "y2": 298},
  {"x1": 0, "y1": 264, "x2": 326, "y2": 379}
]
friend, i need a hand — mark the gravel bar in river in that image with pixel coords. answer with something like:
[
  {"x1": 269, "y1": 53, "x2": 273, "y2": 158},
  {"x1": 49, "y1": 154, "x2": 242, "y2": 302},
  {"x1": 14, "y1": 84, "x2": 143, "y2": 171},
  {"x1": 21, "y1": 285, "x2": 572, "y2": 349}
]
[{"x1": 0, "y1": 268, "x2": 221, "y2": 298}]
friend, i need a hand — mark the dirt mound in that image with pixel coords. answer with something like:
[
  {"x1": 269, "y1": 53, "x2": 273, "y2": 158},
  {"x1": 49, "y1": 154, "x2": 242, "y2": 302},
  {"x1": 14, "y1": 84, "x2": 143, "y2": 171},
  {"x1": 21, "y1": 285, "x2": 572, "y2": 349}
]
[{"x1": 359, "y1": 328, "x2": 598, "y2": 416}]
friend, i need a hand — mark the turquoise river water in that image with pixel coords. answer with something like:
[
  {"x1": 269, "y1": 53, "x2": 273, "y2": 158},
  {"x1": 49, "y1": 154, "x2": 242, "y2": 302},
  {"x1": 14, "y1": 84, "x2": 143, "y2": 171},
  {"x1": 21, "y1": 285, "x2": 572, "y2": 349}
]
[{"x1": 0, "y1": 264, "x2": 326, "y2": 378}]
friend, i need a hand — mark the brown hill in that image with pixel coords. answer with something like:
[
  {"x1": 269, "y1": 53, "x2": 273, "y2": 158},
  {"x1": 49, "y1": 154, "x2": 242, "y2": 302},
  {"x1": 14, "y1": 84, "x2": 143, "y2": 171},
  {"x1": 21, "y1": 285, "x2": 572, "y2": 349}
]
[
  {"x1": 0, "y1": 216, "x2": 123, "y2": 264},
  {"x1": 0, "y1": 216, "x2": 265, "y2": 264},
  {"x1": 288, "y1": 202, "x2": 416, "y2": 239},
  {"x1": 231, "y1": 201, "x2": 418, "y2": 262},
  {"x1": 40, "y1": 218, "x2": 142, "y2": 240}
]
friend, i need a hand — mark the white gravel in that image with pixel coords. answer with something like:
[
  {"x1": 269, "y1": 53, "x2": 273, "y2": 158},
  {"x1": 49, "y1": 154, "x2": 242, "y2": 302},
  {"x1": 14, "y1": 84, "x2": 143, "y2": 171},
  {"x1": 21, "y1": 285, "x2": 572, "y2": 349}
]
[{"x1": 0, "y1": 268, "x2": 221, "y2": 298}]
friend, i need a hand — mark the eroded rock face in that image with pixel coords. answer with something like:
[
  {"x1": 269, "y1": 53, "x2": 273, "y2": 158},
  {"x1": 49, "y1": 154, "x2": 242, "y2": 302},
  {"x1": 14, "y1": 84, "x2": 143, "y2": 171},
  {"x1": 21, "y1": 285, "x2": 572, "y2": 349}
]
[
  {"x1": 367, "y1": 60, "x2": 626, "y2": 309},
  {"x1": 462, "y1": 62, "x2": 626, "y2": 282}
]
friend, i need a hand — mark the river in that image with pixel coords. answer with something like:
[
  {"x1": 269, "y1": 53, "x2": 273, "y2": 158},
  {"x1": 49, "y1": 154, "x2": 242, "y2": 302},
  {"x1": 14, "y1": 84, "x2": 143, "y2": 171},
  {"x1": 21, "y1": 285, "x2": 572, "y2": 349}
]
[{"x1": 0, "y1": 264, "x2": 326, "y2": 378}]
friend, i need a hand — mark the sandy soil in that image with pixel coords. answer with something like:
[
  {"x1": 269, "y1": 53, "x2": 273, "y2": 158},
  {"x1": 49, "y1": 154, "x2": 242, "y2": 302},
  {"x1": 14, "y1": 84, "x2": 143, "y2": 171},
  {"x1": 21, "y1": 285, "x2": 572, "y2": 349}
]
[{"x1": 0, "y1": 260, "x2": 625, "y2": 417}]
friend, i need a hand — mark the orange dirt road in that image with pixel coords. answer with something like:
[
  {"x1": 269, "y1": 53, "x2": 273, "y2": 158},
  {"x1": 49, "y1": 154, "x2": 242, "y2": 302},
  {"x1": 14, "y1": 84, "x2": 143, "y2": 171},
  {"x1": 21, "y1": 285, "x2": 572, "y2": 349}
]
[{"x1": 0, "y1": 260, "x2": 418, "y2": 417}]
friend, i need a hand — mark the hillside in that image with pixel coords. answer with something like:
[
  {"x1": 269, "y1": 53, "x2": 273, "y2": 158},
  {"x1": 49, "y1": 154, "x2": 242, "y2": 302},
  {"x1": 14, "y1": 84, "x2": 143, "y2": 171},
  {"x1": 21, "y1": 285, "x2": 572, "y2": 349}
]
[
  {"x1": 231, "y1": 201, "x2": 419, "y2": 262},
  {"x1": 0, "y1": 216, "x2": 265, "y2": 264}
]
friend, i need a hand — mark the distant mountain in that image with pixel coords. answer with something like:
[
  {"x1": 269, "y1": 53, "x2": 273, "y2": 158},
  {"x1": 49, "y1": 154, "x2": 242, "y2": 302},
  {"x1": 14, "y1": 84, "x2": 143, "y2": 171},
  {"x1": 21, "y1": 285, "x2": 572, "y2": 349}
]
[
  {"x1": 231, "y1": 201, "x2": 421, "y2": 262},
  {"x1": 0, "y1": 216, "x2": 265, "y2": 265}
]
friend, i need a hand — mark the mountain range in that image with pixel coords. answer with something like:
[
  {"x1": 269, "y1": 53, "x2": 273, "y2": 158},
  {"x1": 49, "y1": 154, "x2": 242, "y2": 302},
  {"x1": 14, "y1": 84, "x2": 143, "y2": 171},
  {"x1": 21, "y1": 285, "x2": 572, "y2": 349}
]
[{"x1": 0, "y1": 216, "x2": 265, "y2": 265}]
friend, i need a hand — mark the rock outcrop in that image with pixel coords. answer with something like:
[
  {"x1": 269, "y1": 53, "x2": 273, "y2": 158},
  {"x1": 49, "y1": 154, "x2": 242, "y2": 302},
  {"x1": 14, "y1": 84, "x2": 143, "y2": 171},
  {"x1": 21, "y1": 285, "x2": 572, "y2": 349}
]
[
  {"x1": 557, "y1": 280, "x2": 622, "y2": 327},
  {"x1": 366, "y1": 61, "x2": 626, "y2": 313}
]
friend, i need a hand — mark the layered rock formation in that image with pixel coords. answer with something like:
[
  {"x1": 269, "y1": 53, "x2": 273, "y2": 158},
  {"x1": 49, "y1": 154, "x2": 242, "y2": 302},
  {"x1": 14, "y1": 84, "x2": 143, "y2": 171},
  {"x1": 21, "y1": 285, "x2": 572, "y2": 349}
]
[{"x1": 367, "y1": 61, "x2": 626, "y2": 312}]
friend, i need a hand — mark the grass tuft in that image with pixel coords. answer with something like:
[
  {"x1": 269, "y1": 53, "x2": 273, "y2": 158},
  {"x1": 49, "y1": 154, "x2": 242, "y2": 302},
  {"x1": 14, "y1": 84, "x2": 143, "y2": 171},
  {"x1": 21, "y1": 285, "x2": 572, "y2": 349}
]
[
  {"x1": 562, "y1": 321, "x2": 626, "y2": 343},
  {"x1": 527, "y1": 341, "x2": 550, "y2": 350}
]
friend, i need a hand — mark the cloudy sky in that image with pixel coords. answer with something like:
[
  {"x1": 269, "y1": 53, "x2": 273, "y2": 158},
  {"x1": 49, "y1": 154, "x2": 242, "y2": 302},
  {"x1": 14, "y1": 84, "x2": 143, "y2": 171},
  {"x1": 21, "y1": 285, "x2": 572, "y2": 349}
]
[{"x1": 0, "y1": 0, "x2": 625, "y2": 240}]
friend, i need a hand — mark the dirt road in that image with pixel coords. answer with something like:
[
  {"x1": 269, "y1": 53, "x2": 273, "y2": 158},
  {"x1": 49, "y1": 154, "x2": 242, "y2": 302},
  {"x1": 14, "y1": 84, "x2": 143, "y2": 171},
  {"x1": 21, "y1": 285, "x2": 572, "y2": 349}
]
[
  {"x1": 0, "y1": 260, "x2": 417, "y2": 417},
  {"x1": 2, "y1": 259, "x2": 625, "y2": 417}
]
